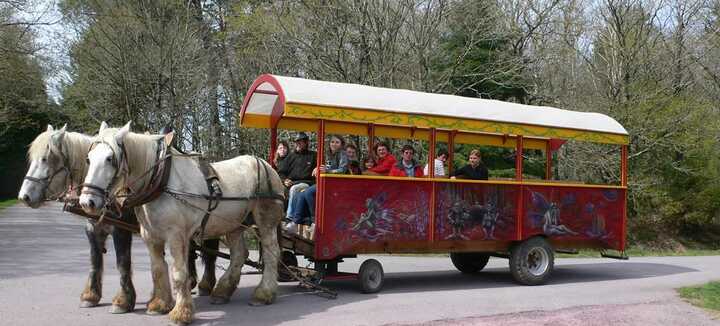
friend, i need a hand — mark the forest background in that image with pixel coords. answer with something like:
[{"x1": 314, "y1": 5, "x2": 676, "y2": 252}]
[{"x1": 2, "y1": 0, "x2": 720, "y2": 250}]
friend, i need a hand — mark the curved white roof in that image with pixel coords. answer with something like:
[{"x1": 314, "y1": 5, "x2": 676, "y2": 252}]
[{"x1": 240, "y1": 74, "x2": 628, "y2": 144}]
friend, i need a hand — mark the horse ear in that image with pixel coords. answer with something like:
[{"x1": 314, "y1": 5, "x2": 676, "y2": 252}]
[
  {"x1": 115, "y1": 121, "x2": 131, "y2": 145},
  {"x1": 46, "y1": 124, "x2": 54, "y2": 132},
  {"x1": 51, "y1": 127, "x2": 66, "y2": 147},
  {"x1": 60, "y1": 124, "x2": 67, "y2": 133},
  {"x1": 99, "y1": 121, "x2": 108, "y2": 133}
]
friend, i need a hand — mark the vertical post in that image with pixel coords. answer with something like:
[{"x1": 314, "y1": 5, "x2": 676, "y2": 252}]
[
  {"x1": 269, "y1": 128, "x2": 278, "y2": 168},
  {"x1": 429, "y1": 128, "x2": 436, "y2": 243},
  {"x1": 620, "y1": 144, "x2": 628, "y2": 250},
  {"x1": 515, "y1": 136, "x2": 524, "y2": 181},
  {"x1": 315, "y1": 120, "x2": 326, "y2": 235},
  {"x1": 447, "y1": 130, "x2": 456, "y2": 175},
  {"x1": 621, "y1": 145, "x2": 628, "y2": 187},
  {"x1": 367, "y1": 123, "x2": 375, "y2": 156},
  {"x1": 516, "y1": 135, "x2": 524, "y2": 240},
  {"x1": 545, "y1": 140, "x2": 552, "y2": 180}
]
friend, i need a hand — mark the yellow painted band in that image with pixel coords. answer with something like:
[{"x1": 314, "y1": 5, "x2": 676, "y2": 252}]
[{"x1": 285, "y1": 103, "x2": 629, "y2": 145}]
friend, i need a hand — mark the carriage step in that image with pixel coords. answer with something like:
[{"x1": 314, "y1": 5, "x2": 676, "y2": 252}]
[
  {"x1": 555, "y1": 248, "x2": 579, "y2": 254},
  {"x1": 601, "y1": 250, "x2": 629, "y2": 260}
]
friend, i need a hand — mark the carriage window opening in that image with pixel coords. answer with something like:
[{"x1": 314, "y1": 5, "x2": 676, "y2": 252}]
[{"x1": 554, "y1": 140, "x2": 621, "y2": 186}]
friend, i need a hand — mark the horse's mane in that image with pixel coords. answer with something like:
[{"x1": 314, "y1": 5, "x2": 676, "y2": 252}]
[
  {"x1": 28, "y1": 130, "x2": 53, "y2": 161},
  {"x1": 99, "y1": 129, "x2": 163, "y2": 189},
  {"x1": 61, "y1": 132, "x2": 93, "y2": 172}
]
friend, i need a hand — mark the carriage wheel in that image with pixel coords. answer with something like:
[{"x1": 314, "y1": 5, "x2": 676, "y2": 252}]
[
  {"x1": 358, "y1": 259, "x2": 384, "y2": 293},
  {"x1": 450, "y1": 252, "x2": 490, "y2": 274},
  {"x1": 278, "y1": 251, "x2": 298, "y2": 282},
  {"x1": 509, "y1": 237, "x2": 554, "y2": 285}
]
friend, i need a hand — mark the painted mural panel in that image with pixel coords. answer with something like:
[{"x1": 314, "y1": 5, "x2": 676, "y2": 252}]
[
  {"x1": 434, "y1": 182, "x2": 519, "y2": 241},
  {"x1": 316, "y1": 178, "x2": 431, "y2": 259},
  {"x1": 523, "y1": 186, "x2": 624, "y2": 249}
]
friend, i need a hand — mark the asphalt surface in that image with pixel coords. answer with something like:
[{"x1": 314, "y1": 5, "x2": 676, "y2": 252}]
[{"x1": 1, "y1": 202, "x2": 719, "y2": 326}]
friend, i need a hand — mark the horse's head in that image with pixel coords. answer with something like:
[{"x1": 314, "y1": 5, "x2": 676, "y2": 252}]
[
  {"x1": 79, "y1": 121, "x2": 128, "y2": 215},
  {"x1": 18, "y1": 124, "x2": 72, "y2": 208}
]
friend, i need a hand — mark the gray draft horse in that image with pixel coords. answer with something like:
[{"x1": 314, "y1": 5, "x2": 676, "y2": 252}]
[
  {"x1": 17, "y1": 124, "x2": 218, "y2": 314},
  {"x1": 79, "y1": 122, "x2": 284, "y2": 325}
]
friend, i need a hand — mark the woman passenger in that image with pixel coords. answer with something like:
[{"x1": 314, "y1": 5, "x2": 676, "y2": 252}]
[
  {"x1": 273, "y1": 140, "x2": 290, "y2": 171},
  {"x1": 451, "y1": 149, "x2": 488, "y2": 180},
  {"x1": 365, "y1": 142, "x2": 396, "y2": 175}
]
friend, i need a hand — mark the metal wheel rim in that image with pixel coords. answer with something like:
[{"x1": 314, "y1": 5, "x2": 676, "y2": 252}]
[
  {"x1": 526, "y1": 247, "x2": 549, "y2": 276},
  {"x1": 364, "y1": 267, "x2": 381, "y2": 289}
]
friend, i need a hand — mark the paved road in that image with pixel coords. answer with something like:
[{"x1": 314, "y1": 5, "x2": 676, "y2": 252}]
[{"x1": 0, "y1": 202, "x2": 718, "y2": 325}]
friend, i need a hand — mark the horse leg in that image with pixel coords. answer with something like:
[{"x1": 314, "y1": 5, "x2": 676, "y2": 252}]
[
  {"x1": 80, "y1": 221, "x2": 107, "y2": 308},
  {"x1": 197, "y1": 239, "x2": 219, "y2": 296},
  {"x1": 145, "y1": 240, "x2": 174, "y2": 315},
  {"x1": 187, "y1": 243, "x2": 198, "y2": 292},
  {"x1": 249, "y1": 200, "x2": 282, "y2": 306},
  {"x1": 210, "y1": 229, "x2": 247, "y2": 305},
  {"x1": 167, "y1": 234, "x2": 194, "y2": 325},
  {"x1": 110, "y1": 226, "x2": 136, "y2": 314}
]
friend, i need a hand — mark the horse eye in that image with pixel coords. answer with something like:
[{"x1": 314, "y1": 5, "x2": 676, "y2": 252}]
[
  {"x1": 41, "y1": 157, "x2": 47, "y2": 162},
  {"x1": 86, "y1": 158, "x2": 90, "y2": 164},
  {"x1": 106, "y1": 157, "x2": 112, "y2": 163}
]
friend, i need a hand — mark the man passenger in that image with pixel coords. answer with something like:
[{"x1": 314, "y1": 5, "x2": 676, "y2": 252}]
[
  {"x1": 278, "y1": 132, "x2": 317, "y2": 221},
  {"x1": 424, "y1": 148, "x2": 449, "y2": 177},
  {"x1": 389, "y1": 145, "x2": 424, "y2": 177},
  {"x1": 451, "y1": 149, "x2": 488, "y2": 180}
]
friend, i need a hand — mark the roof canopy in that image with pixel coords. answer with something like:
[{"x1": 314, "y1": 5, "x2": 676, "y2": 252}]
[{"x1": 240, "y1": 74, "x2": 629, "y2": 145}]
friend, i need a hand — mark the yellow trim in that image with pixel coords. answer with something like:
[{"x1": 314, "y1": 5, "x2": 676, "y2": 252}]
[
  {"x1": 321, "y1": 174, "x2": 626, "y2": 189},
  {"x1": 242, "y1": 113, "x2": 271, "y2": 129},
  {"x1": 285, "y1": 103, "x2": 629, "y2": 145}
]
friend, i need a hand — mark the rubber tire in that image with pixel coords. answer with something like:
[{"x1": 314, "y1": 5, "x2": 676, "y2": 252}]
[
  {"x1": 450, "y1": 252, "x2": 490, "y2": 274},
  {"x1": 358, "y1": 259, "x2": 384, "y2": 293},
  {"x1": 278, "y1": 251, "x2": 298, "y2": 282},
  {"x1": 509, "y1": 237, "x2": 554, "y2": 285}
]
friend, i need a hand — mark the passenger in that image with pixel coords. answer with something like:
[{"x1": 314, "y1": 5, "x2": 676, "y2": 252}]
[
  {"x1": 284, "y1": 135, "x2": 348, "y2": 233},
  {"x1": 389, "y1": 145, "x2": 424, "y2": 177},
  {"x1": 451, "y1": 149, "x2": 488, "y2": 180},
  {"x1": 320, "y1": 135, "x2": 348, "y2": 174},
  {"x1": 423, "y1": 148, "x2": 449, "y2": 177},
  {"x1": 362, "y1": 156, "x2": 377, "y2": 172},
  {"x1": 273, "y1": 140, "x2": 290, "y2": 171},
  {"x1": 278, "y1": 132, "x2": 317, "y2": 221},
  {"x1": 365, "y1": 142, "x2": 396, "y2": 175},
  {"x1": 345, "y1": 144, "x2": 362, "y2": 175}
]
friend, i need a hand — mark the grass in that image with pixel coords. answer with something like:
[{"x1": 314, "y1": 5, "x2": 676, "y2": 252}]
[
  {"x1": 0, "y1": 198, "x2": 17, "y2": 211},
  {"x1": 678, "y1": 281, "x2": 720, "y2": 316}
]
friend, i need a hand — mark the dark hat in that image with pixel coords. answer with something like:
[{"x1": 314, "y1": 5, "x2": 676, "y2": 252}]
[{"x1": 294, "y1": 132, "x2": 309, "y2": 142}]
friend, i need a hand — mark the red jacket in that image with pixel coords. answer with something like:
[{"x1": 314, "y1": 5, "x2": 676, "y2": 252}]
[
  {"x1": 389, "y1": 160, "x2": 424, "y2": 177},
  {"x1": 368, "y1": 154, "x2": 396, "y2": 175}
]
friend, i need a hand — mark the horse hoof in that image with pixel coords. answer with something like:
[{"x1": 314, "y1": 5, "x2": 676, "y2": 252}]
[
  {"x1": 198, "y1": 288, "x2": 211, "y2": 296},
  {"x1": 80, "y1": 300, "x2": 99, "y2": 308},
  {"x1": 110, "y1": 304, "x2": 133, "y2": 314},
  {"x1": 209, "y1": 296, "x2": 229, "y2": 305},
  {"x1": 248, "y1": 298, "x2": 271, "y2": 307}
]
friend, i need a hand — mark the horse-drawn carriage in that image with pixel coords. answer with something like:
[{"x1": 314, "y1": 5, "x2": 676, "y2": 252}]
[
  {"x1": 18, "y1": 74, "x2": 628, "y2": 324},
  {"x1": 240, "y1": 74, "x2": 629, "y2": 293}
]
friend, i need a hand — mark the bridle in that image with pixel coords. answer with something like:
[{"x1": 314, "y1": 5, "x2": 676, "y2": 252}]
[
  {"x1": 23, "y1": 143, "x2": 73, "y2": 200},
  {"x1": 81, "y1": 140, "x2": 125, "y2": 201}
]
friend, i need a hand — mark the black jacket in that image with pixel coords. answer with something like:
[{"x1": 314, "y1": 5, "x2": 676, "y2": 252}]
[
  {"x1": 452, "y1": 163, "x2": 489, "y2": 180},
  {"x1": 278, "y1": 149, "x2": 317, "y2": 185}
]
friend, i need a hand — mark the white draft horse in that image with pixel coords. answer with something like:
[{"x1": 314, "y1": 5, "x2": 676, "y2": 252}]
[
  {"x1": 17, "y1": 124, "x2": 137, "y2": 313},
  {"x1": 79, "y1": 122, "x2": 284, "y2": 325},
  {"x1": 18, "y1": 124, "x2": 219, "y2": 314}
]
